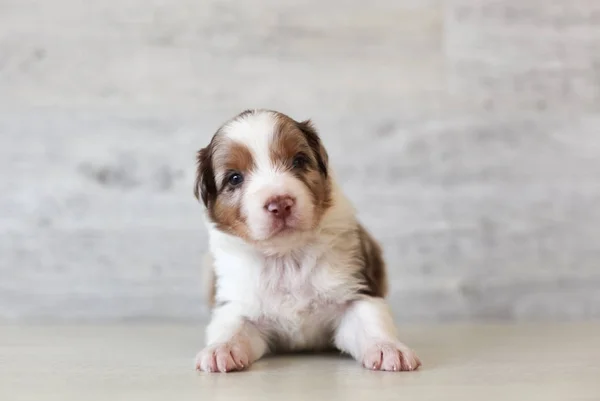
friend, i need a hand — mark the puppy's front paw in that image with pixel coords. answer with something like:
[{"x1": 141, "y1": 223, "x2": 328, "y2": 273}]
[
  {"x1": 362, "y1": 342, "x2": 421, "y2": 372},
  {"x1": 195, "y1": 341, "x2": 251, "y2": 373}
]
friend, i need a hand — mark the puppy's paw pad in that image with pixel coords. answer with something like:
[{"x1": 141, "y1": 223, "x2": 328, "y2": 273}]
[
  {"x1": 195, "y1": 342, "x2": 250, "y2": 373},
  {"x1": 362, "y1": 342, "x2": 421, "y2": 372}
]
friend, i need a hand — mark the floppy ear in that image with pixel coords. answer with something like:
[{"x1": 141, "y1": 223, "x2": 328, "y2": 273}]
[
  {"x1": 194, "y1": 146, "x2": 217, "y2": 207},
  {"x1": 297, "y1": 119, "x2": 329, "y2": 177}
]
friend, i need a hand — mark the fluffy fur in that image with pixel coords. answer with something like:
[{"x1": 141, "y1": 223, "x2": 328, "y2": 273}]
[{"x1": 194, "y1": 110, "x2": 420, "y2": 372}]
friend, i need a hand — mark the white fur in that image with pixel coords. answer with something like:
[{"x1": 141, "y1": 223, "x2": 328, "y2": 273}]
[
  {"x1": 334, "y1": 297, "x2": 421, "y2": 371},
  {"x1": 195, "y1": 111, "x2": 420, "y2": 372}
]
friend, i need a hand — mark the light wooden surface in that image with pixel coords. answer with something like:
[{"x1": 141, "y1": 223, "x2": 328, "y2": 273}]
[{"x1": 1, "y1": 323, "x2": 599, "y2": 401}]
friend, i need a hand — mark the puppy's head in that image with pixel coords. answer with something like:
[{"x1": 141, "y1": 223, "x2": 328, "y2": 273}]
[{"x1": 195, "y1": 110, "x2": 332, "y2": 246}]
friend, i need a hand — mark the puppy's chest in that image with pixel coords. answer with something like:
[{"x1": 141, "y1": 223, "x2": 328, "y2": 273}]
[
  {"x1": 250, "y1": 257, "x2": 352, "y2": 350},
  {"x1": 254, "y1": 256, "x2": 348, "y2": 320}
]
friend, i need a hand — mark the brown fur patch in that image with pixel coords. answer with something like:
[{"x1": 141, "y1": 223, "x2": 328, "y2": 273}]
[
  {"x1": 357, "y1": 224, "x2": 388, "y2": 298},
  {"x1": 210, "y1": 139, "x2": 255, "y2": 239},
  {"x1": 195, "y1": 132, "x2": 255, "y2": 241},
  {"x1": 194, "y1": 145, "x2": 217, "y2": 207},
  {"x1": 270, "y1": 113, "x2": 333, "y2": 225},
  {"x1": 205, "y1": 136, "x2": 255, "y2": 192},
  {"x1": 220, "y1": 141, "x2": 254, "y2": 179},
  {"x1": 270, "y1": 116, "x2": 308, "y2": 164},
  {"x1": 296, "y1": 119, "x2": 329, "y2": 177}
]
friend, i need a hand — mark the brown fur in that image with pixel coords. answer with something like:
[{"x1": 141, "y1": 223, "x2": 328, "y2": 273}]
[
  {"x1": 210, "y1": 140, "x2": 255, "y2": 239},
  {"x1": 223, "y1": 141, "x2": 255, "y2": 175},
  {"x1": 270, "y1": 115, "x2": 308, "y2": 165},
  {"x1": 195, "y1": 135, "x2": 256, "y2": 241},
  {"x1": 271, "y1": 113, "x2": 332, "y2": 225},
  {"x1": 194, "y1": 146, "x2": 217, "y2": 208},
  {"x1": 357, "y1": 224, "x2": 388, "y2": 298},
  {"x1": 296, "y1": 119, "x2": 329, "y2": 177}
]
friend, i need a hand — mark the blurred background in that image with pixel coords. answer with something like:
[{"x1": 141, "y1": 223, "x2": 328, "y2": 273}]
[{"x1": 1, "y1": 0, "x2": 599, "y2": 323}]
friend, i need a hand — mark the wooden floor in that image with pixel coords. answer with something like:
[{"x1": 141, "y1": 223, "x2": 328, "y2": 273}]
[{"x1": 1, "y1": 323, "x2": 599, "y2": 401}]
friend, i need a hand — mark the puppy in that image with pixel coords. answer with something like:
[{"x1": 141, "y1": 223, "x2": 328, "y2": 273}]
[{"x1": 194, "y1": 110, "x2": 421, "y2": 372}]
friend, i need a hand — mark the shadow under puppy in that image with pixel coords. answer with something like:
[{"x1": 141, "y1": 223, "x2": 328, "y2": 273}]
[{"x1": 194, "y1": 109, "x2": 421, "y2": 372}]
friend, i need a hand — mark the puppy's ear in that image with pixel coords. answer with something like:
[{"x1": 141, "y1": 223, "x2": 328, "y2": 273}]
[
  {"x1": 297, "y1": 119, "x2": 328, "y2": 177},
  {"x1": 194, "y1": 146, "x2": 217, "y2": 207}
]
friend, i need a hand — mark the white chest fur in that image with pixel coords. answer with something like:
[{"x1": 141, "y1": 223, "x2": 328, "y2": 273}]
[
  {"x1": 255, "y1": 254, "x2": 348, "y2": 349},
  {"x1": 211, "y1": 234, "x2": 361, "y2": 350}
]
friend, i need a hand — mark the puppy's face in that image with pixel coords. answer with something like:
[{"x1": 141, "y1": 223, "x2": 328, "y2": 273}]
[{"x1": 195, "y1": 110, "x2": 332, "y2": 245}]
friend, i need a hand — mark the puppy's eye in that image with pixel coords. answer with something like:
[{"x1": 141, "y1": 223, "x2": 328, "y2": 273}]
[
  {"x1": 292, "y1": 153, "x2": 309, "y2": 169},
  {"x1": 228, "y1": 172, "x2": 244, "y2": 187}
]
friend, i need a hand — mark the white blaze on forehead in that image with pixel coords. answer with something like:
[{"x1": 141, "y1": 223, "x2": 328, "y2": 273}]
[
  {"x1": 222, "y1": 111, "x2": 278, "y2": 176},
  {"x1": 221, "y1": 111, "x2": 315, "y2": 241}
]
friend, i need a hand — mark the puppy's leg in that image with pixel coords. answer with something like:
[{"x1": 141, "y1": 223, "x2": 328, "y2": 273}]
[
  {"x1": 334, "y1": 296, "x2": 421, "y2": 372},
  {"x1": 195, "y1": 303, "x2": 268, "y2": 373}
]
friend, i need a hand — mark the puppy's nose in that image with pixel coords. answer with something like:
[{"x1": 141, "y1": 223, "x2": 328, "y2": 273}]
[{"x1": 265, "y1": 196, "x2": 295, "y2": 219}]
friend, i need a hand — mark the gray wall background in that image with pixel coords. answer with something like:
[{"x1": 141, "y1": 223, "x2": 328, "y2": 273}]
[{"x1": 2, "y1": 0, "x2": 599, "y2": 322}]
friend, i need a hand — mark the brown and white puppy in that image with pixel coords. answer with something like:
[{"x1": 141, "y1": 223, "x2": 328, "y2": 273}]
[{"x1": 194, "y1": 110, "x2": 420, "y2": 373}]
